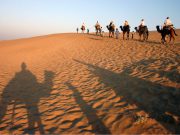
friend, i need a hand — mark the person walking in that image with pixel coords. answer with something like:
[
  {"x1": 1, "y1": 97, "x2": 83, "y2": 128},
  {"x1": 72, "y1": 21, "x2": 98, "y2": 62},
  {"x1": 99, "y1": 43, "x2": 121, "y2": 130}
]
[
  {"x1": 76, "y1": 28, "x2": 79, "y2": 33},
  {"x1": 115, "y1": 28, "x2": 120, "y2": 39}
]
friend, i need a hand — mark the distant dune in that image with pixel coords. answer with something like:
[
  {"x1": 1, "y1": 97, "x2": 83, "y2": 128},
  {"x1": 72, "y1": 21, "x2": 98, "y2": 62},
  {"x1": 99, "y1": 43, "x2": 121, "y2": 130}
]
[{"x1": 0, "y1": 30, "x2": 180, "y2": 134}]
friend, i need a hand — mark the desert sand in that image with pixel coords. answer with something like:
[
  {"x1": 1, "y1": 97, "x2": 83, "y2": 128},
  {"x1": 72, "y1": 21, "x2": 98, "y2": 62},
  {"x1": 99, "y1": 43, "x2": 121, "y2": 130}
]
[{"x1": 0, "y1": 30, "x2": 180, "y2": 134}]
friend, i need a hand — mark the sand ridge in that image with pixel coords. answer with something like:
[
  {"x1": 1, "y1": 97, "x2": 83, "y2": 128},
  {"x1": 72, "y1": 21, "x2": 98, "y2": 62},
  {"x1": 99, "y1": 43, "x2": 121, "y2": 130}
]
[{"x1": 0, "y1": 31, "x2": 180, "y2": 134}]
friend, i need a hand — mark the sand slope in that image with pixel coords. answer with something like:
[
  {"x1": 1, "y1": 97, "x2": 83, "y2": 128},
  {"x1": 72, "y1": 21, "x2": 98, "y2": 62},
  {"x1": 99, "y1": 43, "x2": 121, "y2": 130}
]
[{"x1": 0, "y1": 31, "x2": 180, "y2": 134}]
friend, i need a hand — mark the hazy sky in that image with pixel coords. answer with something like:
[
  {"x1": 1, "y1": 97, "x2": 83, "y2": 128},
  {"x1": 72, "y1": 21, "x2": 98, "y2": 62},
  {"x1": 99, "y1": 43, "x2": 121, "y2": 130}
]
[{"x1": 0, "y1": 0, "x2": 180, "y2": 40}]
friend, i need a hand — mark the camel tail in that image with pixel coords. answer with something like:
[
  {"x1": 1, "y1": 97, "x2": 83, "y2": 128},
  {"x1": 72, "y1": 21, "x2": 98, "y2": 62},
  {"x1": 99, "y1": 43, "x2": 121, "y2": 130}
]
[{"x1": 174, "y1": 29, "x2": 178, "y2": 36}]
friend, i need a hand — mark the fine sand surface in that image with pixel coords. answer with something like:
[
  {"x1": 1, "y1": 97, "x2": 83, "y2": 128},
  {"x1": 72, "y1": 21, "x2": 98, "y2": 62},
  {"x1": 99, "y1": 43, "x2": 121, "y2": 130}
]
[{"x1": 0, "y1": 30, "x2": 180, "y2": 134}]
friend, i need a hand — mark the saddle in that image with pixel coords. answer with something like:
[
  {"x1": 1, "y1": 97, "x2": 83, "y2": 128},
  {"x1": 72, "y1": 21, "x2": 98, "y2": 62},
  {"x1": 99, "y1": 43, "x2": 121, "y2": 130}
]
[
  {"x1": 140, "y1": 25, "x2": 147, "y2": 28},
  {"x1": 123, "y1": 25, "x2": 130, "y2": 30},
  {"x1": 163, "y1": 25, "x2": 174, "y2": 30},
  {"x1": 95, "y1": 24, "x2": 100, "y2": 29},
  {"x1": 138, "y1": 25, "x2": 147, "y2": 31},
  {"x1": 81, "y1": 26, "x2": 85, "y2": 30}
]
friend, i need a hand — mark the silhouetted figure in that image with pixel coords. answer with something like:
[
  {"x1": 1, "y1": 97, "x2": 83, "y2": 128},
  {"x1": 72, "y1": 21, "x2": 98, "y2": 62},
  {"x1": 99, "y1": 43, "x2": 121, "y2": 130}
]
[
  {"x1": 76, "y1": 28, "x2": 79, "y2": 33},
  {"x1": 87, "y1": 29, "x2": 90, "y2": 34},
  {"x1": 0, "y1": 62, "x2": 54, "y2": 134},
  {"x1": 134, "y1": 19, "x2": 149, "y2": 41},
  {"x1": 95, "y1": 21, "x2": 101, "y2": 36},
  {"x1": 115, "y1": 28, "x2": 120, "y2": 39},
  {"x1": 81, "y1": 23, "x2": 85, "y2": 33},
  {"x1": 107, "y1": 21, "x2": 115, "y2": 38},
  {"x1": 120, "y1": 20, "x2": 130, "y2": 40},
  {"x1": 131, "y1": 31, "x2": 135, "y2": 39}
]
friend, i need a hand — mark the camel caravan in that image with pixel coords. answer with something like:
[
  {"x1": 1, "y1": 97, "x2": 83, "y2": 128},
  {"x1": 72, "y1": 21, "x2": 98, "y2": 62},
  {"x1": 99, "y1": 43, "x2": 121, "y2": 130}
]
[{"x1": 77, "y1": 17, "x2": 178, "y2": 45}]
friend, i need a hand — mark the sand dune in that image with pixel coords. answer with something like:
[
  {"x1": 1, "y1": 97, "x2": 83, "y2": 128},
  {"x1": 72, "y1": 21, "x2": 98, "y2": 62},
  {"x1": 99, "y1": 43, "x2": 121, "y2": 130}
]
[{"x1": 0, "y1": 31, "x2": 180, "y2": 134}]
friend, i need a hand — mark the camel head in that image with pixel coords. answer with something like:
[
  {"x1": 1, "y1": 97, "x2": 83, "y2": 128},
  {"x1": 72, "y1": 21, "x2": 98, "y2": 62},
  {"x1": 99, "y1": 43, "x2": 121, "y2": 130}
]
[
  {"x1": 134, "y1": 27, "x2": 138, "y2": 32},
  {"x1": 156, "y1": 25, "x2": 162, "y2": 33},
  {"x1": 106, "y1": 25, "x2": 110, "y2": 30},
  {"x1": 120, "y1": 26, "x2": 123, "y2": 31},
  {"x1": 39, "y1": 70, "x2": 55, "y2": 97}
]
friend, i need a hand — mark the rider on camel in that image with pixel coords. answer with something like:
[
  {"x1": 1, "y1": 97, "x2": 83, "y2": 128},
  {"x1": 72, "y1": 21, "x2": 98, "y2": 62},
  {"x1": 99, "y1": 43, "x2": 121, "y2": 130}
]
[
  {"x1": 163, "y1": 17, "x2": 177, "y2": 36},
  {"x1": 139, "y1": 19, "x2": 145, "y2": 28},
  {"x1": 109, "y1": 21, "x2": 115, "y2": 29},
  {"x1": 82, "y1": 23, "x2": 85, "y2": 28},
  {"x1": 95, "y1": 21, "x2": 102, "y2": 35},
  {"x1": 81, "y1": 23, "x2": 85, "y2": 33},
  {"x1": 95, "y1": 21, "x2": 100, "y2": 27},
  {"x1": 163, "y1": 17, "x2": 173, "y2": 29},
  {"x1": 124, "y1": 20, "x2": 129, "y2": 27}
]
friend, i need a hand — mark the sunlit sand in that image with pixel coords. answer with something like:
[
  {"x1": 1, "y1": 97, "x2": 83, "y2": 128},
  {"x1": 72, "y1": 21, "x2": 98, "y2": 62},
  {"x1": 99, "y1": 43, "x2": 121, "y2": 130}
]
[{"x1": 0, "y1": 31, "x2": 180, "y2": 134}]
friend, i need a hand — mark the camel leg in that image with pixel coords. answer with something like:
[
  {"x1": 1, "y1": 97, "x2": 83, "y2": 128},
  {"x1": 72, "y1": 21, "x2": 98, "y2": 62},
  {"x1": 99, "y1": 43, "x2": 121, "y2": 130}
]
[
  {"x1": 171, "y1": 36, "x2": 175, "y2": 45},
  {"x1": 127, "y1": 32, "x2": 129, "y2": 40},
  {"x1": 171, "y1": 30, "x2": 175, "y2": 45},
  {"x1": 163, "y1": 35, "x2": 168, "y2": 45},
  {"x1": 139, "y1": 34, "x2": 141, "y2": 41},
  {"x1": 168, "y1": 36, "x2": 171, "y2": 45},
  {"x1": 0, "y1": 97, "x2": 10, "y2": 122},
  {"x1": 143, "y1": 33, "x2": 146, "y2": 41},
  {"x1": 143, "y1": 33, "x2": 147, "y2": 41},
  {"x1": 172, "y1": 38, "x2": 174, "y2": 45},
  {"x1": 161, "y1": 38, "x2": 164, "y2": 44}
]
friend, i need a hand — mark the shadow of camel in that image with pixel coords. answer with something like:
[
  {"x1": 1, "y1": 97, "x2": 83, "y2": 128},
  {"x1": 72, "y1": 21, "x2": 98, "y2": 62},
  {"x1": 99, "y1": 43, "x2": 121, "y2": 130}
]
[
  {"x1": 0, "y1": 62, "x2": 55, "y2": 134},
  {"x1": 66, "y1": 82, "x2": 111, "y2": 134},
  {"x1": 89, "y1": 37, "x2": 103, "y2": 40},
  {"x1": 133, "y1": 39, "x2": 161, "y2": 45},
  {"x1": 74, "y1": 59, "x2": 180, "y2": 133}
]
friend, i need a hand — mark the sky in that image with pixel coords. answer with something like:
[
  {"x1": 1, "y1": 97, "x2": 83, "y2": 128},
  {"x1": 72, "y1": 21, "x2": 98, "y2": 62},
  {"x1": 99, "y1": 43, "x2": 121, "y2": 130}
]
[{"x1": 0, "y1": 0, "x2": 180, "y2": 40}]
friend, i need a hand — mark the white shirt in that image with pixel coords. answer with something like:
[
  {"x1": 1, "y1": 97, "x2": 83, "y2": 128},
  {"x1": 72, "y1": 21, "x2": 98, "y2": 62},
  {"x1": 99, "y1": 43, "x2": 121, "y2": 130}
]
[
  {"x1": 115, "y1": 30, "x2": 119, "y2": 36},
  {"x1": 96, "y1": 22, "x2": 100, "y2": 25},
  {"x1": 165, "y1": 19, "x2": 172, "y2": 26},
  {"x1": 140, "y1": 21, "x2": 145, "y2": 26}
]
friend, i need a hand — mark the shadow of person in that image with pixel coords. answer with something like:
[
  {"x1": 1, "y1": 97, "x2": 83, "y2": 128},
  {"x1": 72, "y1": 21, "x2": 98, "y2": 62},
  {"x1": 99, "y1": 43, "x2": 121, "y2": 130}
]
[
  {"x1": 0, "y1": 62, "x2": 55, "y2": 134},
  {"x1": 65, "y1": 82, "x2": 111, "y2": 134},
  {"x1": 74, "y1": 59, "x2": 180, "y2": 134}
]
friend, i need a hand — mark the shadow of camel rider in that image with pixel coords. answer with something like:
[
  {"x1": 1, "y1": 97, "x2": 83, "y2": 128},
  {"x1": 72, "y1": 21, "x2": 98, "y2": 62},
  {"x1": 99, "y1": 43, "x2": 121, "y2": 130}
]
[{"x1": 0, "y1": 62, "x2": 55, "y2": 134}]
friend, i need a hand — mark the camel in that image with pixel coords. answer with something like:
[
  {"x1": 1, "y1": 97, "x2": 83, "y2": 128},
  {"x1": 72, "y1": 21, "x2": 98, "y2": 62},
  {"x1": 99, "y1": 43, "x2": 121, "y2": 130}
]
[
  {"x1": 95, "y1": 25, "x2": 101, "y2": 36},
  {"x1": 0, "y1": 63, "x2": 54, "y2": 134},
  {"x1": 156, "y1": 25, "x2": 178, "y2": 45},
  {"x1": 120, "y1": 25, "x2": 130, "y2": 40},
  {"x1": 135, "y1": 26, "x2": 149, "y2": 41},
  {"x1": 81, "y1": 26, "x2": 85, "y2": 33},
  {"x1": 107, "y1": 24, "x2": 115, "y2": 38}
]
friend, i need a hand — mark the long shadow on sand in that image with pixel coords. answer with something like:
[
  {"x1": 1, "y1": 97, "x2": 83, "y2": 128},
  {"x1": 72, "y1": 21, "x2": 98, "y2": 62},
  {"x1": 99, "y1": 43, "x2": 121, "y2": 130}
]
[
  {"x1": 0, "y1": 62, "x2": 55, "y2": 134},
  {"x1": 74, "y1": 59, "x2": 180, "y2": 134},
  {"x1": 89, "y1": 37, "x2": 103, "y2": 40},
  {"x1": 133, "y1": 39, "x2": 162, "y2": 45},
  {"x1": 66, "y1": 82, "x2": 111, "y2": 134}
]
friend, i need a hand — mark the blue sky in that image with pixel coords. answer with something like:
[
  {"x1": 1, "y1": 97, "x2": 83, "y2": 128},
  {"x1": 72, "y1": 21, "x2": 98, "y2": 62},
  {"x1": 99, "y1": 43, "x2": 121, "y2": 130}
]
[{"x1": 0, "y1": 0, "x2": 180, "y2": 40}]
